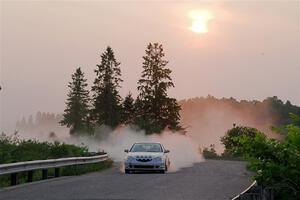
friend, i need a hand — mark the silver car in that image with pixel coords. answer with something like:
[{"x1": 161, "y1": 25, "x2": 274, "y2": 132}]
[{"x1": 124, "y1": 142, "x2": 170, "y2": 174}]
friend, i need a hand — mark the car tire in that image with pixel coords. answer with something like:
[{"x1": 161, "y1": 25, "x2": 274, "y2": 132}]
[
  {"x1": 160, "y1": 170, "x2": 165, "y2": 174},
  {"x1": 125, "y1": 169, "x2": 130, "y2": 174}
]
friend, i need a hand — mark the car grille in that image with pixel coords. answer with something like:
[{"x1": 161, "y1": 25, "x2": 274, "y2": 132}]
[
  {"x1": 133, "y1": 165, "x2": 154, "y2": 169},
  {"x1": 136, "y1": 158, "x2": 152, "y2": 162}
]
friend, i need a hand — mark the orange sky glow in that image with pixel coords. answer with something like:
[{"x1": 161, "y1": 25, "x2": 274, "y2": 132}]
[{"x1": 0, "y1": 1, "x2": 299, "y2": 131}]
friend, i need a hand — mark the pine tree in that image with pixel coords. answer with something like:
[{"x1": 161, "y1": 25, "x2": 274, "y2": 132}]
[
  {"x1": 91, "y1": 47, "x2": 123, "y2": 128},
  {"x1": 36, "y1": 111, "x2": 42, "y2": 125},
  {"x1": 27, "y1": 115, "x2": 34, "y2": 129},
  {"x1": 135, "y1": 43, "x2": 182, "y2": 134},
  {"x1": 20, "y1": 117, "x2": 27, "y2": 129},
  {"x1": 121, "y1": 92, "x2": 135, "y2": 125},
  {"x1": 60, "y1": 67, "x2": 90, "y2": 135}
]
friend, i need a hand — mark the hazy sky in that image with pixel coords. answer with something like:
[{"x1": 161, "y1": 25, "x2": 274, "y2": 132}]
[{"x1": 0, "y1": 0, "x2": 299, "y2": 131}]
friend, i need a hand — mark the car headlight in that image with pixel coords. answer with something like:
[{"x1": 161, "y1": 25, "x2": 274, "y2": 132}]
[
  {"x1": 126, "y1": 156, "x2": 135, "y2": 162},
  {"x1": 153, "y1": 157, "x2": 163, "y2": 162}
]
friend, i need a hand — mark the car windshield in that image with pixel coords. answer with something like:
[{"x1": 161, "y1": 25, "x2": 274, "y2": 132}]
[{"x1": 130, "y1": 143, "x2": 163, "y2": 152}]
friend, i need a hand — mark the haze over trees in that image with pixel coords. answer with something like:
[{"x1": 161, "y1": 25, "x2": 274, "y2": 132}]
[
  {"x1": 17, "y1": 95, "x2": 300, "y2": 141},
  {"x1": 178, "y1": 96, "x2": 300, "y2": 152},
  {"x1": 180, "y1": 96, "x2": 300, "y2": 129},
  {"x1": 16, "y1": 112, "x2": 63, "y2": 135}
]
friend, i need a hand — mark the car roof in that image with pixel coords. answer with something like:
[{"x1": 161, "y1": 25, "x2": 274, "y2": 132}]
[
  {"x1": 130, "y1": 143, "x2": 164, "y2": 151},
  {"x1": 132, "y1": 142, "x2": 162, "y2": 145}
]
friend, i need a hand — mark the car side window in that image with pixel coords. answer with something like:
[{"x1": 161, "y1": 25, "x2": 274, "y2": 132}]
[{"x1": 161, "y1": 145, "x2": 165, "y2": 152}]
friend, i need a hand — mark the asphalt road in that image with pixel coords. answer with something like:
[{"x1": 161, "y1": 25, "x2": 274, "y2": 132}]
[{"x1": 0, "y1": 160, "x2": 253, "y2": 200}]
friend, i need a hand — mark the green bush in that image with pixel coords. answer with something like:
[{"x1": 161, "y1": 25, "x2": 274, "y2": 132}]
[
  {"x1": 202, "y1": 144, "x2": 243, "y2": 161},
  {"x1": 0, "y1": 133, "x2": 88, "y2": 164},
  {"x1": 223, "y1": 114, "x2": 300, "y2": 199},
  {"x1": 220, "y1": 126, "x2": 262, "y2": 157},
  {"x1": 0, "y1": 133, "x2": 112, "y2": 187}
]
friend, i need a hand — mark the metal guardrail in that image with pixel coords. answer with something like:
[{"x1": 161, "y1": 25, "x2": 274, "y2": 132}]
[
  {"x1": 0, "y1": 154, "x2": 108, "y2": 175},
  {"x1": 231, "y1": 180, "x2": 274, "y2": 200},
  {"x1": 0, "y1": 154, "x2": 108, "y2": 186},
  {"x1": 232, "y1": 181, "x2": 257, "y2": 200}
]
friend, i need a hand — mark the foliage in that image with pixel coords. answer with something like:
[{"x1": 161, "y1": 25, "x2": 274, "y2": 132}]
[
  {"x1": 135, "y1": 43, "x2": 182, "y2": 134},
  {"x1": 0, "y1": 133, "x2": 88, "y2": 164},
  {"x1": 57, "y1": 44, "x2": 182, "y2": 135},
  {"x1": 202, "y1": 144, "x2": 243, "y2": 160},
  {"x1": 222, "y1": 114, "x2": 300, "y2": 200},
  {"x1": 60, "y1": 67, "x2": 91, "y2": 135},
  {"x1": 266, "y1": 96, "x2": 300, "y2": 126},
  {"x1": 0, "y1": 133, "x2": 112, "y2": 187},
  {"x1": 91, "y1": 47, "x2": 123, "y2": 129},
  {"x1": 202, "y1": 144, "x2": 220, "y2": 159},
  {"x1": 221, "y1": 126, "x2": 262, "y2": 157},
  {"x1": 121, "y1": 92, "x2": 135, "y2": 125}
]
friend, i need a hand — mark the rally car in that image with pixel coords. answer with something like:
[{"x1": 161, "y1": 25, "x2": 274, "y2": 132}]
[{"x1": 124, "y1": 142, "x2": 170, "y2": 174}]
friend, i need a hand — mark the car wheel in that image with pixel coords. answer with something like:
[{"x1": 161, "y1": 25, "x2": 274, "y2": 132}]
[
  {"x1": 160, "y1": 170, "x2": 165, "y2": 174},
  {"x1": 125, "y1": 169, "x2": 131, "y2": 174}
]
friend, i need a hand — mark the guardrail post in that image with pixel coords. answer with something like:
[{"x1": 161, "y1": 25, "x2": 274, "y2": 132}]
[
  {"x1": 42, "y1": 169, "x2": 48, "y2": 180},
  {"x1": 11, "y1": 173, "x2": 17, "y2": 186},
  {"x1": 55, "y1": 168, "x2": 60, "y2": 177},
  {"x1": 27, "y1": 170, "x2": 33, "y2": 182}
]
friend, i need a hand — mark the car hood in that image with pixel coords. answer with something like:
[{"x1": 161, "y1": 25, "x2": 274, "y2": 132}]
[{"x1": 127, "y1": 152, "x2": 164, "y2": 158}]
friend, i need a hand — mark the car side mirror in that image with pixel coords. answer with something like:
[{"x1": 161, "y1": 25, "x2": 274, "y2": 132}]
[
  {"x1": 124, "y1": 149, "x2": 129, "y2": 153},
  {"x1": 164, "y1": 150, "x2": 170, "y2": 153}
]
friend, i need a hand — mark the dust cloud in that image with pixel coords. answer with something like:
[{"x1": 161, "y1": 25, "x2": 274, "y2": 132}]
[
  {"x1": 97, "y1": 127, "x2": 203, "y2": 172},
  {"x1": 179, "y1": 97, "x2": 277, "y2": 153},
  {"x1": 10, "y1": 97, "x2": 280, "y2": 171},
  {"x1": 11, "y1": 125, "x2": 202, "y2": 172},
  {"x1": 12, "y1": 124, "x2": 202, "y2": 172}
]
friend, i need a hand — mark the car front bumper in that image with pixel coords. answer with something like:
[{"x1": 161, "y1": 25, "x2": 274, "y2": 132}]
[{"x1": 124, "y1": 160, "x2": 166, "y2": 171}]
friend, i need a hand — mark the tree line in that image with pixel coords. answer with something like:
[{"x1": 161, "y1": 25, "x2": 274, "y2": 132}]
[
  {"x1": 60, "y1": 43, "x2": 182, "y2": 135},
  {"x1": 16, "y1": 96, "x2": 300, "y2": 135},
  {"x1": 180, "y1": 95, "x2": 300, "y2": 127},
  {"x1": 16, "y1": 112, "x2": 62, "y2": 130}
]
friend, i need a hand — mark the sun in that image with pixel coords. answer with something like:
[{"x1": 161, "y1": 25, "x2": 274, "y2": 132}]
[
  {"x1": 188, "y1": 10, "x2": 213, "y2": 34},
  {"x1": 191, "y1": 20, "x2": 208, "y2": 33}
]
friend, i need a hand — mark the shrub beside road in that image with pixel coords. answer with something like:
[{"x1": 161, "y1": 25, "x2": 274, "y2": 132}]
[{"x1": 0, "y1": 133, "x2": 112, "y2": 187}]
